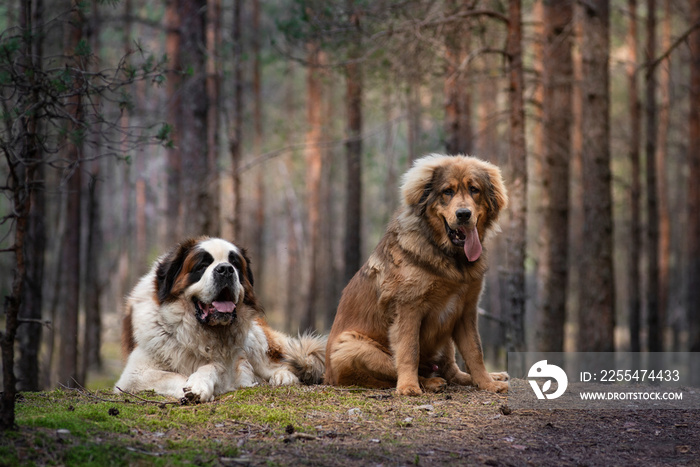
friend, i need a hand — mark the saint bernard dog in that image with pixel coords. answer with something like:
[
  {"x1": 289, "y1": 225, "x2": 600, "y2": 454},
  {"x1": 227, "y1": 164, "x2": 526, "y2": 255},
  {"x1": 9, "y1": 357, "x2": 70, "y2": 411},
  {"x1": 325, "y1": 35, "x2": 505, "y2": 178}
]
[{"x1": 115, "y1": 237, "x2": 326, "y2": 402}]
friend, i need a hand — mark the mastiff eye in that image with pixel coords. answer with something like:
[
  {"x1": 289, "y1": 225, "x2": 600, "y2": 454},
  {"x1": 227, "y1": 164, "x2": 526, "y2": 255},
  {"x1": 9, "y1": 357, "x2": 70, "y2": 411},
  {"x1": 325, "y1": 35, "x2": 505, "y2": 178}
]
[
  {"x1": 469, "y1": 186, "x2": 480, "y2": 195},
  {"x1": 443, "y1": 188, "x2": 455, "y2": 197}
]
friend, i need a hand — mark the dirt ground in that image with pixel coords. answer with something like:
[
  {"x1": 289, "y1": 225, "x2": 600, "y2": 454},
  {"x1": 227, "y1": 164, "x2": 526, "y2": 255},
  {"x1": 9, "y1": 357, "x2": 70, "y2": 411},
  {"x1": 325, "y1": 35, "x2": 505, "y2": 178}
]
[
  {"x1": 12, "y1": 384, "x2": 697, "y2": 467},
  {"x1": 227, "y1": 387, "x2": 700, "y2": 466}
]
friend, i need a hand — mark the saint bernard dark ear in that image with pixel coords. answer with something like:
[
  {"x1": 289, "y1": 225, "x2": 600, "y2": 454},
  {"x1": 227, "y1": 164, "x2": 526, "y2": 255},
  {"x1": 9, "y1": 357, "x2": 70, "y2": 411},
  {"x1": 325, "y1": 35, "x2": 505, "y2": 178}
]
[
  {"x1": 155, "y1": 238, "x2": 198, "y2": 304},
  {"x1": 237, "y1": 247, "x2": 263, "y2": 312},
  {"x1": 241, "y1": 248, "x2": 255, "y2": 287},
  {"x1": 229, "y1": 247, "x2": 255, "y2": 288}
]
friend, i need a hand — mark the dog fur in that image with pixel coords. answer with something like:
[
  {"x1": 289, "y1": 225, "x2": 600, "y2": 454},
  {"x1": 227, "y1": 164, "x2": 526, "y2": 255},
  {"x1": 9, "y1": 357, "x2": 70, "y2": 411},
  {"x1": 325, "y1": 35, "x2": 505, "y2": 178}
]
[
  {"x1": 324, "y1": 154, "x2": 508, "y2": 395},
  {"x1": 115, "y1": 237, "x2": 325, "y2": 402}
]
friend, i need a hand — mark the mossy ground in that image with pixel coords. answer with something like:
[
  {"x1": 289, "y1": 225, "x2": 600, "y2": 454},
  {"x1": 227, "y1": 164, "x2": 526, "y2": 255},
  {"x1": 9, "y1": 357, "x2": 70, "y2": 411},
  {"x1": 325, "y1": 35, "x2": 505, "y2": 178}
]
[{"x1": 2, "y1": 384, "x2": 699, "y2": 466}]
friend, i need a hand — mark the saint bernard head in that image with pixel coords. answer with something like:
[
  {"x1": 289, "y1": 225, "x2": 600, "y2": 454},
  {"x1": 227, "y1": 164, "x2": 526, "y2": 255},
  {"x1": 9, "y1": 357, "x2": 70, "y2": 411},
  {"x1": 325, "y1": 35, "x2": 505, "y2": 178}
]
[{"x1": 154, "y1": 237, "x2": 257, "y2": 326}]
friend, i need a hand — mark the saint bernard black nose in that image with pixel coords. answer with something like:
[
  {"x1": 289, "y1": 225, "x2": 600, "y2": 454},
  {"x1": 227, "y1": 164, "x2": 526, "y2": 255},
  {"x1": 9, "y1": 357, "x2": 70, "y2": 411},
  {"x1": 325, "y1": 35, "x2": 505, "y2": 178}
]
[
  {"x1": 456, "y1": 208, "x2": 472, "y2": 223},
  {"x1": 214, "y1": 263, "x2": 235, "y2": 278}
]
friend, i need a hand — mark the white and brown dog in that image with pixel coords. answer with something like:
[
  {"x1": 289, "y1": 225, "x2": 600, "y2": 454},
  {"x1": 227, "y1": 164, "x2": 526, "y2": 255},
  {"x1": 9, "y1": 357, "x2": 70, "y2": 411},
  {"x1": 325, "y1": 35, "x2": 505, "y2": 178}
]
[{"x1": 115, "y1": 237, "x2": 325, "y2": 402}]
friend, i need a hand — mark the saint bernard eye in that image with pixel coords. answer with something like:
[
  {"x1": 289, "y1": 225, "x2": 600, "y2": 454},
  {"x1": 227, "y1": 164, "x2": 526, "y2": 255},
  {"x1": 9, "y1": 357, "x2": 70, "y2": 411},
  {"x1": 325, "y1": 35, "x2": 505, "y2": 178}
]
[
  {"x1": 193, "y1": 252, "x2": 214, "y2": 274},
  {"x1": 229, "y1": 252, "x2": 242, "y2": 271}
]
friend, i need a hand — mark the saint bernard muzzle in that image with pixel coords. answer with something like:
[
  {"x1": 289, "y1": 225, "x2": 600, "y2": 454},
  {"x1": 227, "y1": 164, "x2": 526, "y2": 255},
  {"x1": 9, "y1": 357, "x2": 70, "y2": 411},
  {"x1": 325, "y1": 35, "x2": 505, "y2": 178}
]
[{"x1": 155, "y1": 237, "x2": 255, "y2": 327}]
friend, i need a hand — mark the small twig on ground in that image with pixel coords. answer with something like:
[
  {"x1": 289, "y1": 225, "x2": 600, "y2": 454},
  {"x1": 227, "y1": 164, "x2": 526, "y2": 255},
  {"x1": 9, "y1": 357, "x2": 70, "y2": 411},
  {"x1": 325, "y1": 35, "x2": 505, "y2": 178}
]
[
  {"x1": 55, "y1": 382, "x2": 181, "y2": 408},
  {"x1": 115, "y1": 387, "x2": 182, "y2": 407}
]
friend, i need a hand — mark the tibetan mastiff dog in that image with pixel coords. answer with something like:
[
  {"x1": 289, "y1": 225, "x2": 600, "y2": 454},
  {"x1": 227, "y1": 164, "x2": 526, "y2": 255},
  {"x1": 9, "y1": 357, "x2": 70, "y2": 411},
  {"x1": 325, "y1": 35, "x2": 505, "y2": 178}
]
[
  {"x1": 325, "y1": 154, "x2": 508, "y2": 395},
  {"x1": 115, "y1": 237, "x2": 326, "y2": 402}
]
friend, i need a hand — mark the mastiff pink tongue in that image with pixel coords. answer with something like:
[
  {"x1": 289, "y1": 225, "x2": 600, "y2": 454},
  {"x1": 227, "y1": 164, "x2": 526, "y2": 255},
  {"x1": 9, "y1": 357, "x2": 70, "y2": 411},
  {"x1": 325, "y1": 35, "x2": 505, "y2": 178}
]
[{"x1": 462, "y1": 226, "x2": 482, "y2": 262}]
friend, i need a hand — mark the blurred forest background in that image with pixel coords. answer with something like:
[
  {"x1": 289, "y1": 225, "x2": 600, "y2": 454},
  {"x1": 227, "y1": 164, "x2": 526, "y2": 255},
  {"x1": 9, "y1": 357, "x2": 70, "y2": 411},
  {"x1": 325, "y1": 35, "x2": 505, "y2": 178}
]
[{"x1": 1, "y1": 0, "x2": 700, "y2": 396}]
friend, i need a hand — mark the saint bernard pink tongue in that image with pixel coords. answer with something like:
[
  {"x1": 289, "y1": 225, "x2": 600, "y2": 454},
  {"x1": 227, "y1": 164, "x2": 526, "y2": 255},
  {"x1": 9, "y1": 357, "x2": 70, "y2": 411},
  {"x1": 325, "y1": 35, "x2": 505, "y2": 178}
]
[
  {"x1": 212, "y1": 301, "x2": 236, "y2": 313},
  {"x1": 460, "y1": 226, "x2": 482, "y2": 262}
]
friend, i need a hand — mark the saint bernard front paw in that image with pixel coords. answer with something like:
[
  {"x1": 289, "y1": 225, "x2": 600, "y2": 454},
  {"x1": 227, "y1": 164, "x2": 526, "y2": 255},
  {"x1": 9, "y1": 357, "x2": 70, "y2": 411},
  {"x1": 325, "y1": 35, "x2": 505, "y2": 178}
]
[
  {"x1": 270, "y1": 368, "x2": 300, "y2": 386},
  {"x1": 183, "y1": 374, "x2": 216, "y2": 402}
]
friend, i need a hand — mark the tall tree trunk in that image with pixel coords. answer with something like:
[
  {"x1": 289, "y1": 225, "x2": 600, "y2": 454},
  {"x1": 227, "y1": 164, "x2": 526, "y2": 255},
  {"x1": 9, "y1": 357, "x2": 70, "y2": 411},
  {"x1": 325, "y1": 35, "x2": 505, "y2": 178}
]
[
  {"x1": 302, "y1": 43, "x2": 323, "y2": 332},
  {"x1": 406, "y1": 83, "x2": 421, "y2": 164},
  {"x1": 230, "y1": 0, "x2": 243, "y2": 240},
  {"x1": 477, "y1": 50, "x2": 503, "y2": 322},
  {"x1": 57, "y1": 0, "x2": 86, "y2": 388},
  {"x1": 320, "y1": 79, "x2": 337, "y2": 330},
  {"x1": 344, "y1": 3, "x2": 363, "y2": 285},
  {"x1": 79, "y1": 0, "x2": 104, "y2": 385},
  {"x1": 627, "y1": 0, "x2": 642, "y2": 352},
  {"x1": 687, "y1": 0, "x2": 700, "y2": 352},
  {"x1": 504, "y1": 0, "x2": 527, "y2": 352},
  {"x1": 568, "y1": 4, "x2": 584, "y2": 350},
  {"x1": 282, "y1": 61, "x2": 301, "y2": 332},
  {"x1": 578, "y1": 0, "x2": 615, "y2": 352},
  {"x1": 444, "y1": 1, "x2": 471, "y2": 154},
  {"x1": 165, "y1": 0, "x2": 183, "y2": 244},
  {"x1": 1, "y1": 0, "x2": 42, "y2": 427},
  {"x1": 645, "y1": 0, "x2": 661, "y2": 351},
  {"x1": 1, "y1": 167, "x2": 34, "y2": 429},
  {"x1": 536, "y1": 0, "x2": 573, "y2": 352},
  {"x1": 444, "y1": 1, "x2": 472, "y2": 155},
  {"x1": 655, "y1": 0, "x2": 672, "y2": 348},
  {"x1": 206, "y1": 0, "x2": 222, "y2": 236},
  {"x1": 16, "y1": 0, "x2": 46, "y2": 393},
  {"x1": 117, "y1": 0, "x2": 134, "y2": 321},
  {"x1": 179, "y1": 0, "x2": 209, "y2": 237},
  {"x1": 82, "y1": 174, "x2": 102, "y2": 379},
  {"x1": 382, "y1": 88, "x2": 399, "y2": 217},
  {"x1": 252, "y1": 0, "x2": 265, "y2": 289}
]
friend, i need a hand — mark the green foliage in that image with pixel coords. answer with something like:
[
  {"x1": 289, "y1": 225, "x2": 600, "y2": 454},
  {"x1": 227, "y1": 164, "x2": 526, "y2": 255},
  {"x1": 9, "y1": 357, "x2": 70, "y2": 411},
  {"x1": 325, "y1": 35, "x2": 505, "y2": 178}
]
[
  {"x1": 0, "y1": 36, "x2": 21, "y2": 58},
  {"x1": 156, "y1": 123, "x2": 174, "y2": 148},
  {"x1": 74, "y1": 38, "x2": 92, "y2": 57}
]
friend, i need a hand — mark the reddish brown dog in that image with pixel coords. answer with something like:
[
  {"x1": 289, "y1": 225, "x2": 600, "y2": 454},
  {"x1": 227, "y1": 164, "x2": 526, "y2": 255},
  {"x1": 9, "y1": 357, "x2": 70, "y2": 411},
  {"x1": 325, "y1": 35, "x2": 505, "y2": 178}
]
[{"x1": 325, "y1": 154, "x2": 509, "y2": 395}]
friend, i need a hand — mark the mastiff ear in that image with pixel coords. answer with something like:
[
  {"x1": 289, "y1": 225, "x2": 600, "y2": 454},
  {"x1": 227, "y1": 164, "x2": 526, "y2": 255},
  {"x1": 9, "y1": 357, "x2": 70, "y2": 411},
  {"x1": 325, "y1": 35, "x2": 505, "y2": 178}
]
[
  {"x1": 401, "y1": 154, "x2": 451, "y2": 213},
  {"x1": 483, "y1": 163, "x2": 508, "y2": 221}
]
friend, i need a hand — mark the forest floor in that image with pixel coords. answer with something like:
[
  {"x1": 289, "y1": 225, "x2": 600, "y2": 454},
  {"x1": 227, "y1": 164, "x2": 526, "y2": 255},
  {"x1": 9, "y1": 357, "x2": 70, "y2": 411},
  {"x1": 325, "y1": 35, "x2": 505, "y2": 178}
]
[{"x1": 3, "y1": 383, "x2": 699, "y2": 466}]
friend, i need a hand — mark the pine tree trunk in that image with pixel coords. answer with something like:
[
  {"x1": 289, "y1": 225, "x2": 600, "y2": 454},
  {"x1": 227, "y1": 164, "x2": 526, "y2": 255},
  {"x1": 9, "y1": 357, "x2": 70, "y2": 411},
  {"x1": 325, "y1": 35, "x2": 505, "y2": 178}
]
[
  {"x1": 1, "y1": 170, "x2": 32, "y2": 429},
  {"x1": 206, "y1": 0, "x2": 222, "y2": 236},
  {"x1": 302, "y1": 44, "x2": 323, "y2": 332},
  {"x1": 444, "y1": 1, "x2": 472, "y2": 155},
  {"x1": 578, "y1": 0, "x2": 615, "y2": 352},
  {"x1": 79, "y1": 0, "x2": 104, "y2": 384},
  {"x1": 82, "y1": 174, "x2": 102, "y2": 377},
  {"x1": 57, "y1": 0, "x2": 85, "y2": 388},
  {"x1": 687, "y1": 0, "x2": 700, "y2": 352},
  {"x1": 165, "y1": 0, "x2": 183, "y2": 244},
  {"x1": 344, "y1": 16, "x2": 363, "y2": 285},
  {"x1": 645, "y1": 0, "x2": 661, "y2": 351},
  {"x1": 252, "y1": 0, "x2": 265, "y2": 291},
  {"x1": 2, "y1": 0, "x2": 42, "y2": 426},
  {"x1": 536, "y1": 0, "x2": 573, "y2": 352},
  {"x1": 179, "y1": 0, "x2": 209, "y2": 238},
  {"x1": 655, "y1": 0, "x2": 672, "y2": 348},
  {"x1": 627, "y1": 0, "x2": 642, "y2": 352},
  {"x1": 230, "y1": 0, "x2": 243, "y2": 240},
  {"x1": 504, "y1": 0, "x2": 527, "y2": 352},
  {"x1": 16, "y1": 0, "x2": 46, "y2": 393}
]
